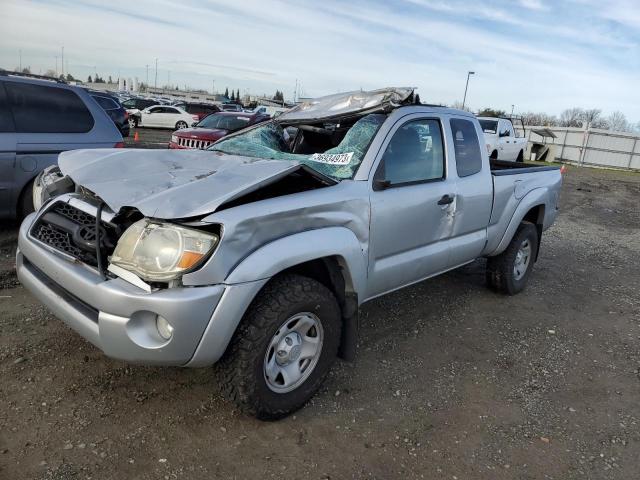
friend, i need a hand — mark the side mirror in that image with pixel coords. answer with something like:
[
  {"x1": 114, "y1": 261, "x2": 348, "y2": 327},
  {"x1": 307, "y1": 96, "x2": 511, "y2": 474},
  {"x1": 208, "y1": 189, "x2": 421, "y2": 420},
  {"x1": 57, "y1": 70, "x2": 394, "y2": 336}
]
[{"x1": 373, "y1": 179, "x2": 391, "y2": 191}]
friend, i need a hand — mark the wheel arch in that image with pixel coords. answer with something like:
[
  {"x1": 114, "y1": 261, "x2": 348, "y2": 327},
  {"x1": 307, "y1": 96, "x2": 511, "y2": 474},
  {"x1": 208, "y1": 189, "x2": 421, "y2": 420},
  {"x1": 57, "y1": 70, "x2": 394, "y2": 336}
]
[
  {"x1": 188, "y1": 227, "x2": 367, "y2": 367},
  {"x1": 488, "y1": 191, "x2": 548, "y2": 259}
]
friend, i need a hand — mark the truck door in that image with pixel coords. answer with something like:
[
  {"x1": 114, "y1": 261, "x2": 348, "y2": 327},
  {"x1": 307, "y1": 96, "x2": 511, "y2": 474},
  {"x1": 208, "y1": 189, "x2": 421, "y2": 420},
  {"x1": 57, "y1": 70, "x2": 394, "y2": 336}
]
[
  {"x1": 447, "y1": 117, "x2": 493, "y2": 265},
  {"x1": 367, "y1": 116, "x2": 456, "y2": 299}
]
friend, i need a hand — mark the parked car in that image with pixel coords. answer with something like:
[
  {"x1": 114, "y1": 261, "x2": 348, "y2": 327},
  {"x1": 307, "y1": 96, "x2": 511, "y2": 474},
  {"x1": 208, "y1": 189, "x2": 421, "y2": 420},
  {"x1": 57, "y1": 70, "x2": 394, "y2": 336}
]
[
  {"x1": 253, "y1": 105, "x2": 290, "y2": 117},
  {"x1": 479, "y1": 116, "x2": 527, "y2": 162},
  {"x1": 136, "y1": 105, "x2": 198, "y2": 130},
  {"x1": 121, "y1": 97, "x2": 157, "y2": 128},
  {"x1": 88, "y1": 90, "x2": 130, "y2": 137},
  {"x1": 17, "y1": 88, "x2": 562, "y2": 419},
  {"x1": 0, "y1": 70, "x2": 123, "y2": 219},
  {"x1": 169, "y1": 111, "x2": 270, "y2": 149},
  {"x1": 220, "y1": 103, "x2": 243, "y2": 112},
  {"x1": 173, "y1": 102, "x2": 221, "y2": 122}
]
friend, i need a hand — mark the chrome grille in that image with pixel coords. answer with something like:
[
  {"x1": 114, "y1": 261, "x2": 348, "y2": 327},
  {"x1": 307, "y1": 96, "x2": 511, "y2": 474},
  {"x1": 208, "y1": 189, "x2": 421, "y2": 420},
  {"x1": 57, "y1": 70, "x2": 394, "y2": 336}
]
[{"x1": 177, "y1": 137, "x2": 212, "y2": 149}]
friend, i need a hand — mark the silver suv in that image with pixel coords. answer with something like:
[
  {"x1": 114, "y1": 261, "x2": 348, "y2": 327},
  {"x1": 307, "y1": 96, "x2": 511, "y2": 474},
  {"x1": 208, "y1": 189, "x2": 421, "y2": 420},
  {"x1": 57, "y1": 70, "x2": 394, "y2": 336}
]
[{"x1": 0, "y1": 71, "x2": 123, "y2": 219}]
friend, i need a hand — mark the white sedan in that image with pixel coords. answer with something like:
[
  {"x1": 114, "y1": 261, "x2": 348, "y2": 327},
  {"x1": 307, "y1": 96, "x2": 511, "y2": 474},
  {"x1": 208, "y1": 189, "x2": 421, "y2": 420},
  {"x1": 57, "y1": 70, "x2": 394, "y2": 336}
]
[{"x1": 138, "y1": 105, "x2": 199, "y2": 130}]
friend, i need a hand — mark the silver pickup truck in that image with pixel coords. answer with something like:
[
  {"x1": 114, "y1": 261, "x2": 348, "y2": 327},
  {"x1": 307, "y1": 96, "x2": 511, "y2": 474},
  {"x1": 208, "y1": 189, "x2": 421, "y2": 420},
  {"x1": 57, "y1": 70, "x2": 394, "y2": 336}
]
[{"x1": 17, "y1": 88, "x2": 562, "y2": 419}]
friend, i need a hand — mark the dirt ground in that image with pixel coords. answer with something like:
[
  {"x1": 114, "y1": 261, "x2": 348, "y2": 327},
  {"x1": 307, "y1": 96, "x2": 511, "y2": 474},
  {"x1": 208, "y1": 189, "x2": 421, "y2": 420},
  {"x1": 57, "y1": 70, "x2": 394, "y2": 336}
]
[{"x1": 1, "y1": 134, "x2": 639, "y2": 479}]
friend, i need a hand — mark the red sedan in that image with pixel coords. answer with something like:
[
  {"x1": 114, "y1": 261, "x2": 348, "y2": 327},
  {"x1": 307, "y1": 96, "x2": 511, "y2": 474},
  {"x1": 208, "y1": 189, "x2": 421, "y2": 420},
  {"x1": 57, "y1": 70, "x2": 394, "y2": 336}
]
[{"x1": 169, "y1": 111, "x2": 270, "y2": 150}]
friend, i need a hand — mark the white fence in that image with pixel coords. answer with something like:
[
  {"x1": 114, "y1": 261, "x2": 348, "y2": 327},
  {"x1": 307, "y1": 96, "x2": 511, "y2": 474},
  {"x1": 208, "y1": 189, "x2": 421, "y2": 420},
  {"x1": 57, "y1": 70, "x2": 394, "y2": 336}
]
[{"x1": 516, "y1": 126, "x2": 640, "y2": 171}]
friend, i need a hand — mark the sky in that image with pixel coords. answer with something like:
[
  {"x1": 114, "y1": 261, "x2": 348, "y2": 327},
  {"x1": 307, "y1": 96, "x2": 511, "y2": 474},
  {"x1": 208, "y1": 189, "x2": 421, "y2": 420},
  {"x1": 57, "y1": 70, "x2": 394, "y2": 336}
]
[{"x1": 1, "y1": 0, "x2": 639, "y2": 121}]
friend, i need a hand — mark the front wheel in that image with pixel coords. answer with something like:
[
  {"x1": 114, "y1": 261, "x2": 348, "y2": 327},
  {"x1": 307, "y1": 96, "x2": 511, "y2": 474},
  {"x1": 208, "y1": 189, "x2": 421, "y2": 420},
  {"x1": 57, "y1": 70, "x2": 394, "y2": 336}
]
[
  {"x1": 175, "y1": 121, "x2": 188, "y2": 130},
  {"x1": 217, "y1": 274, "x2": 342, "y2": 419},
  {"x1": 486, "y1": 221, "x2": 538, "y2": 295},
  {"x1": 128, "y1": 116, "x2": 138, "y2": 129}
]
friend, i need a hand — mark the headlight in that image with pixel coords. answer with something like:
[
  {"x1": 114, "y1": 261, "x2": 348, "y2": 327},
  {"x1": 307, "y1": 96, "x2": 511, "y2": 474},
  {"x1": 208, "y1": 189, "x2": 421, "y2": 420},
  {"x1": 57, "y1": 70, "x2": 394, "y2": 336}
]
[{"x1": 110, "y1": 219, "x2": 219, "y2": 282}]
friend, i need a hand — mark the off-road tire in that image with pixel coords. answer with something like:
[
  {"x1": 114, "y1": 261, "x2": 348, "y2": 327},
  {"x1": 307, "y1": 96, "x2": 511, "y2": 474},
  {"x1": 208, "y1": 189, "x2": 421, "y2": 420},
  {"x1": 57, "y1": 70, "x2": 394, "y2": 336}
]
[
  {"x1": 486, "y1": 221, "x2": 538, "y2": 295},
  {"x1": 18, "y1": 179, "x2": 35, "y2": 219},
  {"x1": 175, "y1": 121, "x2": 188, "y2": 130},
  {"x1": 217, "y1": 274, "x2": 342, "y2": 420},
  {"x1": 516, "y1": 150, "x2": 524, "y2": 162}
]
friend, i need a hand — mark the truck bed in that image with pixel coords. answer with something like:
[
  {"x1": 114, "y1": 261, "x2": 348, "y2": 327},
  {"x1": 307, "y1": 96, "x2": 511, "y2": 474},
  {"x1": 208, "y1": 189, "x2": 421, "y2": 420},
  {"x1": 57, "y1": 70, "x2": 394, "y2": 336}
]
[{"x1": 490, "y1": 159, "x2": 560, "y2": 176}]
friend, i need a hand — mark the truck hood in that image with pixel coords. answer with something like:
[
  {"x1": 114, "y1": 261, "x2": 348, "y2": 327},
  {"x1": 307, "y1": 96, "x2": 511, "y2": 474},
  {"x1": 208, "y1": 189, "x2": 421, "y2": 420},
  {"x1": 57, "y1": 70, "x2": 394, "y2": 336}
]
[
  {"x1": 58, "y1": 148, "x2": 304, "y2": 219},
  {"x1": 174, "y1": 127, "x2": 229, "y2": 141}
]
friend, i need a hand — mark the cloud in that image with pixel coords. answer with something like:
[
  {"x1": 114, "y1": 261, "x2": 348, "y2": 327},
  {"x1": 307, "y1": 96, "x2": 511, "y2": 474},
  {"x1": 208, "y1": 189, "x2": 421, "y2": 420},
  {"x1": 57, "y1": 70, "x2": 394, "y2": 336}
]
[
  {"x1": 518, "y1": 0, "x2": 549, "y2": 11},
  {"x1": 0, "y1": 0, "x2": 638, "y2": 120}
]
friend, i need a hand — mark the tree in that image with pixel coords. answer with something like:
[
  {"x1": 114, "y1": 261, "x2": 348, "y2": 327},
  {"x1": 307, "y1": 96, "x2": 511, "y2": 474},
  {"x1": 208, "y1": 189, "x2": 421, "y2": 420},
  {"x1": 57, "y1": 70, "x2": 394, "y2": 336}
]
[
  {"x1": 65, "y1": 73, "x2": 74, "y2": 81},
  {"x1": 21, "y1": 67, "x2": 31, "y2": 74},
  {"x1": 559, "y1": 108, "x2": 583, "y2": 127},
  {"x1": 451, "y1": 101, "x2": 471, "y2": 112},
  {"x1": 44, "y1": 69, "x2": 57, "y2": 78},
  {"x1": 521, "y1": 112, "x2": 558, "y2": 126},
  {"x1": 478, "y1": 107, "x2": 507, "y2": 117},
  {"x1": 87, "y1": 75, "x2": 93, "y2": 83},
  {"x1": 581, "y1": 108, "x2": 603, "y2": 128},
  {"x1": 236, "y1": 89, "x2": 241, "y2": 102},
  {"x1": 224, "y1": 87, "x2": 229, "y2": 98},
  {"x1": 273, "y1": 90, "x2": 284, "y2": 102},
  {"x1": 606, "y1": 111, "x2": 629, "y2": 132},
  {"x1": 230, "y1": 89, "x2": 235, "y2": 101}
]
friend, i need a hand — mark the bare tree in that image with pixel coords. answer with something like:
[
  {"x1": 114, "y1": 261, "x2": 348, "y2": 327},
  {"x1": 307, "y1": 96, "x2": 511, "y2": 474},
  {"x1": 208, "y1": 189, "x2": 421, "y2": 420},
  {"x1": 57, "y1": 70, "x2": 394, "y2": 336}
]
[
  {"x1": 606, "y1": 111, "x2": 629, "y2": 132},
  {"x1": 559, "y1": 108, "x2": 584, "y2": 127},
  {"x1": 581, "y1": 108, "x2": 603, "y2": 128},
  {"x1": 521, "y1": 111, "x2": 559, "y2": 126},
  {"x1": 44, "y1": 69, "x2": 57, "y2": 78},
  {"x1": 451, "y1": 101, "x2": 472, "y2": 112}
]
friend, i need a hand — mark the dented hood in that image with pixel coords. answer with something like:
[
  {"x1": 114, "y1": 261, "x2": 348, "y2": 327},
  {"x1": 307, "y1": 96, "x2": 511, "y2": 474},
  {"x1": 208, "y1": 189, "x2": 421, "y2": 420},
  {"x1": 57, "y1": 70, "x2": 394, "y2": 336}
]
[{"x1": 58, "y1": 148, "x2": 301, "y2": 219}]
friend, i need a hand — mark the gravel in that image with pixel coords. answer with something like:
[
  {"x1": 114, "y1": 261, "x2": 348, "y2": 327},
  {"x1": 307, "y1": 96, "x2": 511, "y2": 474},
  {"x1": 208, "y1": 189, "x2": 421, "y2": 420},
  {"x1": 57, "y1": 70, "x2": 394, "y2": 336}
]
[{"x1": 1, "y1": 141, "x2": 639, "y2": 479}]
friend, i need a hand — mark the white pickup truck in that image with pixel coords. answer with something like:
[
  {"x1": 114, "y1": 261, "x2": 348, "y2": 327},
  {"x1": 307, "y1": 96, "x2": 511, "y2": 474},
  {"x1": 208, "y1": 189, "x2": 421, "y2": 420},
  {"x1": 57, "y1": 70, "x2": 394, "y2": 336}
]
[{"x1": 479, "y1": 117, "x2": 527, "y2": 162}]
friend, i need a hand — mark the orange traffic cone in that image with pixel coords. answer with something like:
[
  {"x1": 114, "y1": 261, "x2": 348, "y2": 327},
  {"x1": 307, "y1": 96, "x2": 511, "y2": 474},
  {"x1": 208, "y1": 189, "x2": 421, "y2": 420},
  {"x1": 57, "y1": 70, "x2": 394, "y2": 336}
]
[{"x1": 134, "y1": 131, "x2": 139, "y2": 142}]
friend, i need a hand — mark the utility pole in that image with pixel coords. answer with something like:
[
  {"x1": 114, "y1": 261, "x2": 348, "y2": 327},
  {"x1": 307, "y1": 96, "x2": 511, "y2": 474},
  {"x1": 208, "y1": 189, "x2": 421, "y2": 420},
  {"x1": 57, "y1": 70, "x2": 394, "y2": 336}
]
[
  {"x1": 146, "y1": 64, "x2": 149, "y2": 85},
  {"x1": 19, "y1": 49, "x2": 22, "y2": 71},
  {"x1": 511, "y1": 104, "x2": 515, "y2": 117},
  {"x1": 154, "y1": 58, "x2": 158, "y2": 89},
  {"x1": 61, "y1": 46, "x2": 64, "y2": 77},
  {"x1": 54, "y1": 56, "x2": 58, "y2": 76},
  {"x1": 167, "y1": 70, "x2": 171, "y2": 88},
  {"x1": 212, "y1": 80, "x2": 215, "y2": 95},
  {"x1": 461, "y1": 71, "x2": 475, "y2": 109}
]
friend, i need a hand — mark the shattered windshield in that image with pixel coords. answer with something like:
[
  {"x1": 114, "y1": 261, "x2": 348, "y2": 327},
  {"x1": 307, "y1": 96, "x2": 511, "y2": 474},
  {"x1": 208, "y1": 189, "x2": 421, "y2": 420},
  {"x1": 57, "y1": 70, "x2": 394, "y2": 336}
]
[{"x1": 209, "y1": 113, "x2": 387, "y2": 179}]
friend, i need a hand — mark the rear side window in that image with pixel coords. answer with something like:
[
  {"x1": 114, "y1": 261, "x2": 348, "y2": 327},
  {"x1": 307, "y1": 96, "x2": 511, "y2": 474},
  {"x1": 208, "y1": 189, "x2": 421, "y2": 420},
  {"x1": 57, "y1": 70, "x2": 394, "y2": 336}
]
[
  {"x1": 0, "y1": 83, "x2": 15, "y2": 132},
  {"x1": 92, "y1": 95, "x2": 119, "y2": 111},
  {"x1": 450, "y1": 118, "x2": 482, "y2": 177},
  {"x1": 6, "y1": 82, "x2": 94, "y2": 133}
]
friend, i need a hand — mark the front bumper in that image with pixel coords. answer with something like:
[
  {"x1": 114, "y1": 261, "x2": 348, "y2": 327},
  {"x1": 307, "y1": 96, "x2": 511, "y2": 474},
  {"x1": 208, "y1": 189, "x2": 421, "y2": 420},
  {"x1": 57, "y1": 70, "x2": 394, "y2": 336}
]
[{"x1": 17, "y1": 214, "x2": 227, "y2": 366}]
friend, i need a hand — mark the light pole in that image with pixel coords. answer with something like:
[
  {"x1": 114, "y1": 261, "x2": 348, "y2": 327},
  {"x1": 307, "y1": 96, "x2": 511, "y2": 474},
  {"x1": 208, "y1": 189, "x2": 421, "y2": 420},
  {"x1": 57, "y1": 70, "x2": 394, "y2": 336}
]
[
  {"x1": 462, "y1": 71, "x2": 475, "y2": 109},
  {"x1": 154, "y1": 58, "x2": 158, "y2": 89},
  {"x1": 145, "y1": 64, "x2": 149, "y2": 86},
  {"x1": 511, "y1": 104, "x2": 515, "y2": 117}
]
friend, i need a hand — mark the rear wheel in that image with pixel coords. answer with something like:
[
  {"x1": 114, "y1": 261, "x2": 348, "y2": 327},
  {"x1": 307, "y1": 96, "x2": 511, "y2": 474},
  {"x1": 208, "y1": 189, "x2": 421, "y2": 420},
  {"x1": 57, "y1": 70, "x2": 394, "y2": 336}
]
[
  {"x1": 175, "y1": 121, "x2": 188, "y2": 130},
  {"x1": 490, "y1": 150, "x2": 498, "y2": 160},
  {"x1": 217, "y1": 274, "x2": 341, "y2": 419},
  {"x1": 486, "y1": 221, "x2": 538, "y2": 295},
  {"x1": 128, "y1": 116, "x2": 138, "y2": 129}
]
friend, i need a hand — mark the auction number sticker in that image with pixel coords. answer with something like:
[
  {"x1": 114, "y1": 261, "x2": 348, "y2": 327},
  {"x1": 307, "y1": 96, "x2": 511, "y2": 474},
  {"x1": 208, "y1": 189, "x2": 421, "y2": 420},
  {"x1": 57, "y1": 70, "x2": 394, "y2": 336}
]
[{"x1": 309, "y1": 152, "x2": 354, "y2": 165}]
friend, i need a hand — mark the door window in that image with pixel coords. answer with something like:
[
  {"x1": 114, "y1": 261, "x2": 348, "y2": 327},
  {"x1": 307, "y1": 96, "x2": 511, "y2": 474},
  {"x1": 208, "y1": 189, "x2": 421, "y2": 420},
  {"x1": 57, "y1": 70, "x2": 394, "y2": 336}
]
[
  {"x1": 376, "y1": 119, "x2": 444, "y2": 186},
  {"x1": 0, "y1": 84, "x2": 15, "y2": 132},
  {"x1": 450, "y1": 118, "x2": 482, "y2": 177},
  {"x1": 148, "y1": 107, "x2": 163, "y2": 113},
  {"x1": 5, "y1": 82, "x2": 94, "y2": 133},
  {"x1": 163, "y1": 107, "x2": 179, "y2": 114}
]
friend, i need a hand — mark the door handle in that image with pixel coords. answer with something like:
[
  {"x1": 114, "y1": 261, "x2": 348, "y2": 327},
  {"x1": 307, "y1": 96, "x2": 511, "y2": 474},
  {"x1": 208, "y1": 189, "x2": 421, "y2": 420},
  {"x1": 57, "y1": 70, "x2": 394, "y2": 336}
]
[{"x1": 437, "y1": 194, "x2": 454, "y2": 205}]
